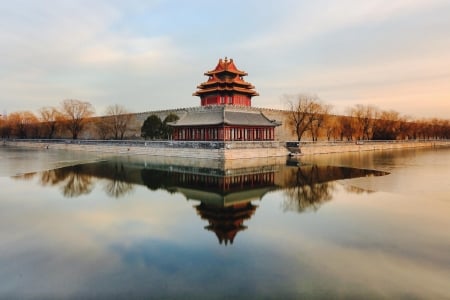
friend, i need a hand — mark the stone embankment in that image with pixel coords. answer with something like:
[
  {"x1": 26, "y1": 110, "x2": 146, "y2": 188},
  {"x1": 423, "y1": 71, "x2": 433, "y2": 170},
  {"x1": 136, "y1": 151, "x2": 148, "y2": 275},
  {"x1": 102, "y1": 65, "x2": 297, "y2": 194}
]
[
  {"x1": 297, "y1": 140, "x2": 450, "y2": 155},
  {"x1": 2, "y1": 139, "x2": 289, "y2": 160},
  {"x1": 3, "y1": 139, "x2": 449, "y2": 159}
]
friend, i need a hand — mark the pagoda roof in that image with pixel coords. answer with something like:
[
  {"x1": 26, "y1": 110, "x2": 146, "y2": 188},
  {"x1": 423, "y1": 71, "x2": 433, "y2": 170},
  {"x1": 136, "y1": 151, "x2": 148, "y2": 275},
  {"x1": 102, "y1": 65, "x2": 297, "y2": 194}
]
[
  {"x1": 176, "y1": 186, "x2": 275, "y2": 206},
  {"x1": 167, "y1": 106, "x2": 281, "y2": 127},
  {"x1": 194, "y1": 57, "x2": 259, "y2": 98},
  {"x1": 196, "y1": 202, "x2": 257, "y2": 245},
  {"x1": 204, "y1": 57, "x2": 247, "y2": 76},
  {"x1": 198, "y1": 76, "x2": 255, "y2": 88},
  {"x1": 193, "y1": 86, "x2": 259, "y2": 96}
]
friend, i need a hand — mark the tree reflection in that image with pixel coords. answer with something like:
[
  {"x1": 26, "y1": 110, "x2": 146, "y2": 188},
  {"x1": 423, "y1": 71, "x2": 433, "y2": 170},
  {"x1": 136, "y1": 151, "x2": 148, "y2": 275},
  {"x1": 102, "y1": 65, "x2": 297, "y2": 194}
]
[
  {"x1": 344, "y1": 185, "x2": 375, "y2": 194},
  {"x1": 103, "y1": 180, "x2": 133, "y2": 198},
  {"x1": 280, "y1": 164, "x2": 386, "y2": 213},
  {"x1": 61, "y1": 171, "x2": 93, "y2": 197},
  {"x1": 11, "y1": 158, "x2": 387, "y2": 221},
  {"x1": 12, "y1": 172, "x2": 37, "y2": 181},
  {"x1": 40, "y1": 168, "x2": 67, "y2": 186},
  {"x1": 102, "y1": 162, "x2": 134, "y2": 198},
  {"x1": 282, "y1": 183, "x2": 334, "y2": 212},
  {"x1": 281, "y1": 165, "x2": 334, "y2": 212},
  {"x1": 141, "y1": 169, "x2": 168, "y2": 191},
  {"x1": 40, "y1": 166, "x2": 94, "y2": 197},
  {"x1": 10, "y1": 157, "x2": 389, "y2": 245},
  {"x1": 33, "y1": 161, "x2": 137, "y2": 198}
]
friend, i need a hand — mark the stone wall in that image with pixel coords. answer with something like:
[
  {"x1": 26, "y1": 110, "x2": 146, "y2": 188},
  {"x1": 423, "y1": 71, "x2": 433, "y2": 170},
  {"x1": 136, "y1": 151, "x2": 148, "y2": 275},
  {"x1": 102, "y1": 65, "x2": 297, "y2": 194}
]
[
  {"x1": 58, "y1": 105, "x2": 301, "y2": 141},
  {"x1": 298, "y1": 140, "x2": 450, "y2": 155},
  {"x1": 4, "y1": 139, "x2": 448, "y2": 160},
  {"x1": 3, "y1": 140, "x2": 289, "y2": 160}
]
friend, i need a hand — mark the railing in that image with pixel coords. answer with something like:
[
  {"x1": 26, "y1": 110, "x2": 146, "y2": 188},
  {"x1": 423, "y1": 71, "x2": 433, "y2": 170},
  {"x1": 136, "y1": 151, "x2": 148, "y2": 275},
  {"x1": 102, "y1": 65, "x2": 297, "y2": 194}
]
[
  {"x1": 4, "y1": 138, "x2": 449, "y2": 150},
  {"x1": 294, "y1": 139, "x2": 450, "y2": 147},
  {"x1": 3, "y1": 139, "x2": 283, "y2": 149}
]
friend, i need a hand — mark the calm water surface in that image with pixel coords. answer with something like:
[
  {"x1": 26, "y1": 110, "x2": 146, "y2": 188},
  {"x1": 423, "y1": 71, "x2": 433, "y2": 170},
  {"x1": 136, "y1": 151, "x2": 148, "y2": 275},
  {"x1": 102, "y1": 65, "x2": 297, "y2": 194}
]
[{"x1": 0, "y1": 145, "x2": 449, "y2": 299}]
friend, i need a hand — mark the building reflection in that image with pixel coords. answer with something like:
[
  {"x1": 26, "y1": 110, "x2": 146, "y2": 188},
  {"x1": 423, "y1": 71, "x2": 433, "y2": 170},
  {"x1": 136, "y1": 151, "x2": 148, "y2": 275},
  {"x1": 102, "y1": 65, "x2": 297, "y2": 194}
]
[
  {"x1": 139, "y1": 164, "x2": 278, "y2": 245},
  {"x1": 196, "y1": 201, "x2": 257, "y2": 245},
  {"x1": 13, "y1": 157, "x2": 388, "y2": 245}
]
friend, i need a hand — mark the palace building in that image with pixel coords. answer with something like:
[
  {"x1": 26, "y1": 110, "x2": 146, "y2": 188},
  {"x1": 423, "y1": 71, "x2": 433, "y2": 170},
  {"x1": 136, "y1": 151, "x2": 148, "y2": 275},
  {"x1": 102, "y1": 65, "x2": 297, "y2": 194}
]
[{"x1": 169, "y1": 57, "x2": 280, "y2": 141}]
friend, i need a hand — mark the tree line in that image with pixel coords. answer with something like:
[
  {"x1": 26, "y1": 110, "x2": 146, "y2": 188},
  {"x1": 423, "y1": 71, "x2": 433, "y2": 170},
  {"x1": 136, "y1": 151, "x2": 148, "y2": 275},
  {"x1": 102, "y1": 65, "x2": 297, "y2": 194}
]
[
  {"x1": 0, "y1": 99, "x2": 135, "y2": 140},
  {"x1": 285, "y1": 94, "x2": 450, "y2": 141},
  {"x1": 1, "y1": 95, "x2": 448, "y2": 141},
  {"x1": 0, "y1": 98, "x2": 180, "y2": 140}
]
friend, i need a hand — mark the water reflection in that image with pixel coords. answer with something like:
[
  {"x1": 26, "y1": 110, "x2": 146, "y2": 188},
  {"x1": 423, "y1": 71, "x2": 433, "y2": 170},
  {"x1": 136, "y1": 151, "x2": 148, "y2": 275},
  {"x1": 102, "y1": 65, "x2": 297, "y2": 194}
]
[
  {"x1": 102, "y1": 162, "x2": 134, "y2": 198},
  {"x1": 14, "y1": 158, "x2": 388, "y2": 244},
  {"x1": 3, "y1": 147, "x2": 450, "y2": 299},
  {"x1": 196, "y1": 202, "x2": 258, "y2": 245},
  {"x1": 281, "y1": 163, "x2": 385, "y2": 212},
  {"x1": 43, "y1": 166, "x2": 94, "y2": 197}
]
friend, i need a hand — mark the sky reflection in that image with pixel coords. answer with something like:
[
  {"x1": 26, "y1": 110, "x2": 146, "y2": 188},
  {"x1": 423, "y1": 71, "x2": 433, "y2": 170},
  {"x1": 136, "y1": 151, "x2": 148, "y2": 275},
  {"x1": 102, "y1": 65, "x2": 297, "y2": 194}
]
[{"x1": 1, "y1": 146, "x2": 449, "y2": 299}]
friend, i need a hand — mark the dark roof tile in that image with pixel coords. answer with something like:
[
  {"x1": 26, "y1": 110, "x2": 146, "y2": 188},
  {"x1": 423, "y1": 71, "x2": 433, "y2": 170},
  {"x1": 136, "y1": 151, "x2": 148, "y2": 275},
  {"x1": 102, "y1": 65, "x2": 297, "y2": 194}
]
[{"x1": 168, "y1": 106, "x2": 281, "y2": 127}]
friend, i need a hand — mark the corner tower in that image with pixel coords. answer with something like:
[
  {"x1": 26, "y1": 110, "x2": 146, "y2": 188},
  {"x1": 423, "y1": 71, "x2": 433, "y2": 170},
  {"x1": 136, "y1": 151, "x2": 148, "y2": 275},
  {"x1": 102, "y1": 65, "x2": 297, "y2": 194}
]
[
  {"x1": 193, "y1": 57, "x2": 259, "y2": 107},
  {"x1": 169, "y1": 57, "x2": 280, "y2": 141}
]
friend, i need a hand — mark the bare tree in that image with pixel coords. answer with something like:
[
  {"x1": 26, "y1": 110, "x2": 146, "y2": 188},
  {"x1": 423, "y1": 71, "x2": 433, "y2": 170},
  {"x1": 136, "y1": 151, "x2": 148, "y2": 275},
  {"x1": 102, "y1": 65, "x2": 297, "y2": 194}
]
[
  {"x1": 310, "y1": 103, "x2": 332, "y2": 142},
  {"x1": 442, "y1": 120, "x2": 450, "y2": 139},
  {"x1": 94, "y1": 117, "x2": 110, "y2": 139},
  {"x1": 340, "y1": 116, "x2": 355, "y2": 141},
  {"x1": 104, "y1": 104, "x2": 134, "y2": 140},
  {"x1": 323, "y1": 115, "x2": 341, "y2": 141},
  {"x1": 60, "y1": 99, "x2": 95, "y2": 139},
  {"x1": 39, "y1": 107, "x2": 63, "y2": 139},
  {"x1": 285, "y1": 94, "x2": 327, "y2": 141},
  {"x1": 0, "y1": 115, "x2": 11, "y2": 138},
  {"x1": 372, "y1": 110, "x2": 401, "y2": 140},
  {"x1": 8, "y1": 111, "x2": 39, "y2": 138},
  {"x1": 397, "y1": 115, "x2": 412, "y2": 140},
  {"x1": 349, "y1": 104, "x2": 377, "y2": 140}
]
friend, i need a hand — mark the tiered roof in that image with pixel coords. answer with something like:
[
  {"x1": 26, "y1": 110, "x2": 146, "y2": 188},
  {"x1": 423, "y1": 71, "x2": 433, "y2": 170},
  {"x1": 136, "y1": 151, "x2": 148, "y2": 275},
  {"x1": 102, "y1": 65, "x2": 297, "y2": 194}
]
[
  {"x1": 193, "y1": 57, "x2": 259, "y2": 97},
  {"x1": 196, "y1": 202, "x2": 257, "y2": 245},
  {"x1": 168, "y1": 105, "x2": 281, "y2": 127}
]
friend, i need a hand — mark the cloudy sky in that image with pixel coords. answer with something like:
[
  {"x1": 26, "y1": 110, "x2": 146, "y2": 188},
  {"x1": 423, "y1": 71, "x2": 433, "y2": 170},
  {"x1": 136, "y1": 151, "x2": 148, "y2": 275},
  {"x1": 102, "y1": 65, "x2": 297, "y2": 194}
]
[{"x1": 1, "y1": 0, "x2": 449, "y2": 118}]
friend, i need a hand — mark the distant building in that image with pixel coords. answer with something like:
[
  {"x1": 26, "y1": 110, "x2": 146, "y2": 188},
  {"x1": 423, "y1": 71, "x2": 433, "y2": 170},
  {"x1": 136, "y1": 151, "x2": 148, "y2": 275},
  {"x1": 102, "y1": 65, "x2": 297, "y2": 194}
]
[{"x1": 169, "y1": 57, "x2": 280, "y2": 141}]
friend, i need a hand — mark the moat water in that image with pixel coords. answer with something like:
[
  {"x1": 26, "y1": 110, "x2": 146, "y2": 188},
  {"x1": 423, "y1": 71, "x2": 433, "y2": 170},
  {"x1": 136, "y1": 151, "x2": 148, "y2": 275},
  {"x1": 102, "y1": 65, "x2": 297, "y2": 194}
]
[{"x1": 0, "y1": 145, "x2": 449, "y2": 299}]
